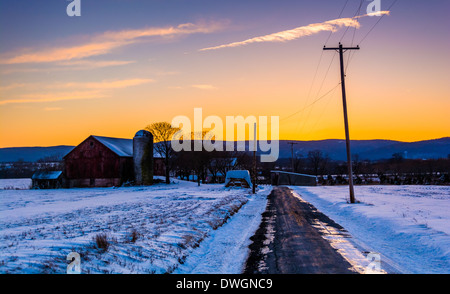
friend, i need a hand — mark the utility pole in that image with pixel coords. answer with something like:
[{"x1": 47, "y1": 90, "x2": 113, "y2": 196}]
[
  {"x1": 252, "y1": 123, "x2": 257, "y2": 194},
  {"x1": 287, "y1": 142, "x2": 298, "y2": 172},
  {"x1": 323, "y1": 43, "x2": 359, "y2": 204}
]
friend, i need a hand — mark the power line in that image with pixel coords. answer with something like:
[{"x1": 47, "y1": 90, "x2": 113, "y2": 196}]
[
  {"x1": 339, "y1": 0, "x2": 365, "y2": 43},
  {"x1": 346, "y1": 0, "x2": 364, "y2": 72},
  {"x1": 344, "y1": 0, "x2": 399, "y2": 74},
  {"x1": 313, "y1": 51, "x2": 337, "y2": 101},
  {"x1": 296, "y1": 51, "x2": 337, "y2": 134},
  {"x1": 350, "y1": 0, "x2": 364, "y2": 45},
  {"x1": 293, "y1": 0, "x2": 351, "y2": 135},
  {"x1": 301, "y1": 84, "x2": 340, "y2": 138},
  {"x1": 358, "y1": 0, "x2": 399, "y2": 45},
  {"x1": 325, "y1": 0, "x2": 349, "y2": 46},
  {"x1": 288, "y1": 0, "x2": 395, "y2": 138},
  {"x1": 296, "y1": 50, "x2": 324, "y2": 130},
  {"x1": 280, "y1": 82, "x2": 341, "y2": 122}
]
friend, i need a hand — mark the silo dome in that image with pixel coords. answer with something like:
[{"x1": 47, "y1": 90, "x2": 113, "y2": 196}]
[{"x1": 134, "y1": 130, "x2": 152, "y2": 138}]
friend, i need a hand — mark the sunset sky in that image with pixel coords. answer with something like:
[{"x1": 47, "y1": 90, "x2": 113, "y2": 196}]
[{"x1": 0, "y1": 0, "x2": 449, "y2": 147}]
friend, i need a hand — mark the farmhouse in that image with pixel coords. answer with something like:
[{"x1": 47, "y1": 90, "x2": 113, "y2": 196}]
[{"x1": 63, "y1": 130, "x2": 165, "y2": 188}]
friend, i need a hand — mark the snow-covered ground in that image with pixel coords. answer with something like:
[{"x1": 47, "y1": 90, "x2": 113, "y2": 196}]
[
  {"x1": 0, "y1": 178, "x2": 270, "y2": 274},
  {"x1": 2, "y1": 177, "x2": 447, "y2": 274},
  {"x1": 291, "y1": 185, "x2": 450, "y2": 274},
  {"x1": 174, "y1": 185, "x2": 269, "y2": 274}
]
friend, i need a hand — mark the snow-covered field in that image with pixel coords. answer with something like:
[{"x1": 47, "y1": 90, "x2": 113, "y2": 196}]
[
  {"x1": 2, "y1": 177, "x2": 448, "y2": 274},
  {"x1": 0, "y1": 178, "x2": 271, "y2": 274},
  {"x1": 291, "y1": 185, "x2": 450, "y2": 274}
]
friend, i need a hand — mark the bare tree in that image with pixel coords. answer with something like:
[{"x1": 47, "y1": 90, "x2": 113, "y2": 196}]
[
  {"x1": 190, "y1": 130, "x2": 212, "y2": 186},
  {"x1": 352, "y1": 153, "x2": 362, "y2": 175},
  {"x1": 145, "y1": 122, "x2": 179, "y2": 184},
  {"x1": 208, "y1": 150, "x2": 238, "y2": 183},
  {"x1": 293, "y1": 153, "x2": 305, "y2": 173},
  {"x1": 307, "y1": 150, "x2": 329, "y2": 176},
  {"x1": 214, "y1": 151, "x2": 238, "y2": 181},
  {"x1": 207, "y1": 151, "x2": 221, "y2": 183}
]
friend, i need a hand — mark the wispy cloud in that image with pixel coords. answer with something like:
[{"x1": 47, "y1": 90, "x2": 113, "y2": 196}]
[
  {"x1": 0, "y1": 91, "x2": 106, "y2": 106},
  {"x1": 1, "y1": 60, "x2": 136, "y2": 74},
  {"x1": 0, "y1": 78, "x2": 154, "y2": 92},
  {"x1": 0, "y1": 78, "x2": 154, "y2": 106},
  {"x1": 1, "y1": 21, "x2": 225, "y2": 64},
  {"x1": 200, "y1": 11, "x2": 390, "y2": 51},
  {"x1": 191, "y1": 84, "x2": 217, "y2": 90},
  {"x1": 57, "y1": 60, "x2": 136, "y2": 70},
  {"x1": 48, "y1": 78, "x2": 155, "y2": 90},
  {"x1": 2, "y1": 42, "x2": 122, "y2": 65},
  {"x1": 0, "y1": 83, "x2": 29, "y2": 91},
  {"x1": 2, "y1": 62, "x2": 179, "y2": 76}
]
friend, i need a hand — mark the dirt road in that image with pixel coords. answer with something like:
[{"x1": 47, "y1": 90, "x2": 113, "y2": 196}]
[{"x1": 244, "y1": 186, "x2": 357, "y2": 274}]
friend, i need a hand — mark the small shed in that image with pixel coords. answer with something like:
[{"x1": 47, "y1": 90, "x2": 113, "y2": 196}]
[
  {"x1": 32, "y1": 171, "x2": 63, "y2": 189},
  {"x1": 225, "y1": 170, "x2": 252, "y2": 188},
  {"x1": 271, "y1": 171, "x2": 317, "y2": 186}
]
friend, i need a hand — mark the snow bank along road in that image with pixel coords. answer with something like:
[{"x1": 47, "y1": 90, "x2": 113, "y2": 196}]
[{"x1": 0, "y1": 179, "x2": 271, "y2": 274}]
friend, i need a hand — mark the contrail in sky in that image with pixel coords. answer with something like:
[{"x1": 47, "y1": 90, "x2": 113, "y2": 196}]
[{"x1": 200, "y1": 11, "x2": 390, "y2": 51}]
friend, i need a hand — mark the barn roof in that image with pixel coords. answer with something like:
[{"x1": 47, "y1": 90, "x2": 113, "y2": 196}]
[
  {"x1": 63, "y1": 134, "x2": 164, "y2": 159},
  {"x1": 92, "y1": 136, "x2": 134, "y2": 157},
  {"x1": 32, "y1": 171, "x2": 63, "y2": 180},
  {"x1": 90, "y1": 135, "x2": 163, "y2": 158}
]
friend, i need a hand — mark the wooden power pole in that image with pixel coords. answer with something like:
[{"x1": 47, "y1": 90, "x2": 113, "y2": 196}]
[
  {"x1": 323, "y1": 43, "x2": 359, "y2": 204},
  {"x1": 253, "y1": 123, "x2": 257, "y2": 194},
  {"x1": 287, "y1": 142, "x2": 298, "y2": 172}
]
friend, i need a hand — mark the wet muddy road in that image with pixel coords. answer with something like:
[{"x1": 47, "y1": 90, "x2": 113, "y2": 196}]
[{"x1": 244, "y1": 186, "x2": 357, "y2": 274}]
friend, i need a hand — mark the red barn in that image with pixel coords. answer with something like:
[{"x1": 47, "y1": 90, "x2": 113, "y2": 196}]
[{"x1": 63, "y1": 133, "x2": 164, "y2": 188}]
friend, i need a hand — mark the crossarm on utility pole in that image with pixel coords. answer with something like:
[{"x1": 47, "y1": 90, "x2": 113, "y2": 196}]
[{"x1": 323, "y1": 46, "x2": 360, "y2": 51}]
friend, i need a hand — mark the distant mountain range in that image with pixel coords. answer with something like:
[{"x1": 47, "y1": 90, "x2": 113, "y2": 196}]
[
  {"x1": 0, "y1": 138, "x2": 449, "y2": 163},
  {"x1": 0, "y1": 146, "x2": 75, "y2": 163},
  {"x1": 275, "y1": 138, "x2": 450, "y2": 161}
]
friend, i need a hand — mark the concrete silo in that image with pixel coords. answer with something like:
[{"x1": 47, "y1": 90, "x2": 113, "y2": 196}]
[{"x1": 133, "y1": 130, "x2": 153, "y2": 185}]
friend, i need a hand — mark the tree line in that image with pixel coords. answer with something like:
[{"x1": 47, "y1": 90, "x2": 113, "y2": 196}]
[
  {"x1": 291, "y1": 150, "x2": 450, "y2": 185},
  {"x1": 147, "y1": 122, "x2": 449, "y2": 186},
  {"x1": 1, "y1": 121, "x2": 448, "y2": 186}
]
